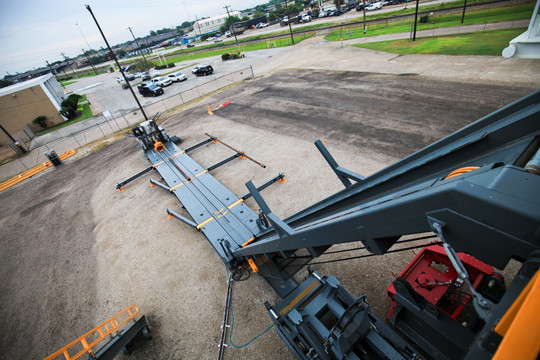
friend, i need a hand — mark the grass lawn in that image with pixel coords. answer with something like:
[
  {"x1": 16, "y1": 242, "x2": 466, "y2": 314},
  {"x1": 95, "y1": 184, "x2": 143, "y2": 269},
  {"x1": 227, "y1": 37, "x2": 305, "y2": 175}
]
[
  {"x1": 164, "y1": 34, "x2": 312, "y2": 64},
  {"x1": 325, "y1": 2, "x2": 534, "y2": 41},
  {"x1": 61, "y1": 80, "x2": 77, "y2": 86},
  {"x1": 353, "y1": 28, "x2": 526, "y2": 55},
  {"x1": 38, "y1": 94, "x2": 94, "y2": 135}
]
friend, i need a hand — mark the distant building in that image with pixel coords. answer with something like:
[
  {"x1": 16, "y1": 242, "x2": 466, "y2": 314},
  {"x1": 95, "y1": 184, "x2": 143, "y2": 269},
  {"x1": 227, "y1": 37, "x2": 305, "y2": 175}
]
[
  {"x1": 0, "y1": 73, "x2": 66, "y2": 145},
  {"x1": 193, "y1": 11, "x2": 241, "y2": 35}
]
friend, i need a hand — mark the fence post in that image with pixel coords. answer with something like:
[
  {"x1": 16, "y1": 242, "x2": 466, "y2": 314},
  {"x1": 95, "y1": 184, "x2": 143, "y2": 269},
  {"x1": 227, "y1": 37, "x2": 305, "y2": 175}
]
[
  {"x1": 250, "y1": 65, "x2": 254, "y2": 79},
  {"x1": 122, "y1": 114, "x2": 130, "y2": 127},
  {"x1": 18, "y1": 158, "x2": 29, "y2": 171},
  {"x1": 179, "y1": 92, "x2": 184, "y2": 104},
  {"x1": 95, "y1": 119, "x2": 105, "y2": 137},
  {"x1": 71, "y1": 134, "x2": 81, "y2": 148}
]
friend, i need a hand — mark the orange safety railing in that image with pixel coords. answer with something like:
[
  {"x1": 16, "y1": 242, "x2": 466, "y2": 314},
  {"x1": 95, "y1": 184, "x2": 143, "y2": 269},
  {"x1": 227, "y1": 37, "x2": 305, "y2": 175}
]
[{"x1": 44, "y1": 305, "x2": 139, "y2": 360}]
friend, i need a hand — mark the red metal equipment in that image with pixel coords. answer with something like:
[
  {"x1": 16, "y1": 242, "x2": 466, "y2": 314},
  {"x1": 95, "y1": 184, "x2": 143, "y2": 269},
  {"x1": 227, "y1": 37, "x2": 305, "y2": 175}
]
[{"x1": 387, "y1": 245, "x2": 501, "y2": 321}]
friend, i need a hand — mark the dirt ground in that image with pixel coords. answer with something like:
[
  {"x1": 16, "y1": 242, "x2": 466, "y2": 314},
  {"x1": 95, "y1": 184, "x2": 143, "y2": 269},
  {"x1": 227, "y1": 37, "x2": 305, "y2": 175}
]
[{"x1": 0, "y1": 69, "x2": 536, "y2": 360}]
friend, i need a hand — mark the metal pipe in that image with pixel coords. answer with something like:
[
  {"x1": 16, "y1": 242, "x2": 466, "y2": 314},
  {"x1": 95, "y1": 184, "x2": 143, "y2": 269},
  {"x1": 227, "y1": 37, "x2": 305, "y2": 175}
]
[
  {"x1": 204, "y1": 133, "x2": 266, "y2": 168},
  {"x1": 218, "y1": 276, "x2": 232, "y2": 360}
]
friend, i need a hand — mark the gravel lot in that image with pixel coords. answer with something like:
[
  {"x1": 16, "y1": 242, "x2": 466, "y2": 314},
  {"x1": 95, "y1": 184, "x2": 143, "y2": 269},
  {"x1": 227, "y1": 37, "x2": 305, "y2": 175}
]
[{"x1": 0, "y1": 63, "x2": 536, "y2": 360}]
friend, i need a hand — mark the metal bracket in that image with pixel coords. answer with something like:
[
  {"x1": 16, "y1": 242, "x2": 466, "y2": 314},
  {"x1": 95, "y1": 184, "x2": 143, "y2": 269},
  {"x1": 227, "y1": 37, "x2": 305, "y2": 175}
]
[
  {"x1": 166, "y1": 208, "x2": 197, "y2": 228},
  {"x1": 245, "y1": 180, "x2": 295, "y2": 239},
  {"x1": 314, "y1": 139, "x2": 364, "y2": 188},
  {"x1": 149, "y1": 178, "x2": 170, "y2": 191}
]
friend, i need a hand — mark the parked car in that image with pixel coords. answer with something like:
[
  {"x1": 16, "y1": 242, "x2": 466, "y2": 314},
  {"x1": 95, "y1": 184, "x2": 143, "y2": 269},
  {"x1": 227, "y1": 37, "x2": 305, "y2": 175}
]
[
  {"x1": 187, "y1": 43, "x2": 195, "y2": 48},
  {"x1": 366, "y1": 2, "x2": 383, "y2": 10},
  {"x1": 300, "y1": 14, "x2": 312, "y2": 23},
  {"x1": 224, "y1": 30, "x2": 232, "y2": 37},
  {"x1": 125, "y1": 73, "x2": 135, "y2": 81},
  {"x1": 214, "y1": 38, "x2": 223, "y2": 43},
  {"x1": 137, "y1": 82, "x2": 164, "y2": 97},
  {"x1": 152, "y1": 76, "x2": 172, "y2": 87},
  {"x1": 256, "y1": 22, "x2": 269, "y2": 28},
  {"x1": 191, "y1": 66, "x2": 201, "y2": 74},
  {"x1": 318, "y1": 10, "x2": 327, "y2": 17},
  {"x1": 167, "y1": 72, "x2": 187, "y2": 82},
  {"x1": 193, "y1": 65, "x2": 213, "y2": 76},
  {"x1": 152, "y1": 69, "x2": 161, "y2": 76},
  {"x1": 116, "y1": 76, "x2": 124, "y2": 83},
  {"x1": 356, "y1": 2, "x2": 373, "y2": 10},
  {"x1": 141, "y1": 72, "x2": 151, "y2": 81},
  {"x1": 121, "y1": 64, "x2": 134, "y2": 72}
]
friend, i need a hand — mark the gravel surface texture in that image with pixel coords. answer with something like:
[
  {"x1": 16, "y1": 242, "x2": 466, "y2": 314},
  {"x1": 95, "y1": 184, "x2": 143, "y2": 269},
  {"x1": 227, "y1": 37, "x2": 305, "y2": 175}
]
[{"x1": 0, "y1": 66, "x2": 536, "y2": 359}]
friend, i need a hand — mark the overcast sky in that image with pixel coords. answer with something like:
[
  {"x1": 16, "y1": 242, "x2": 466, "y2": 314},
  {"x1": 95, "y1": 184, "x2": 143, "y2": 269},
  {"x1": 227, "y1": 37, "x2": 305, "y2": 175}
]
[{"x1": 0, "y1": 0, "x2": 265, "y2": 77}]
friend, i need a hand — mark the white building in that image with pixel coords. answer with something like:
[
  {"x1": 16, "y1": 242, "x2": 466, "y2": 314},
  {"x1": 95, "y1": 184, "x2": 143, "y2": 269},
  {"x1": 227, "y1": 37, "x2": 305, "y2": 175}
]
[{"x1": 193, "y1": 11, "x2": 241, "y2": 35}]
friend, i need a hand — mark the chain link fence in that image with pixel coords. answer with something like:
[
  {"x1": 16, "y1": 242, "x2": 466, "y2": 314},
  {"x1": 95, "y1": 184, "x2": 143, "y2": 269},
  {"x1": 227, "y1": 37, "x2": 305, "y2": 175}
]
[{"x1": 0, "y1": 67, "x2": 254, "y2": 182}]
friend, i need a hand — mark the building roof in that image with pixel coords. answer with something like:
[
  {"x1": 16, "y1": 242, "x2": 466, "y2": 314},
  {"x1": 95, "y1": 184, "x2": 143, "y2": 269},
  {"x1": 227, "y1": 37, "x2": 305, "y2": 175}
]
[
  {"x1": 194, "y1": 11, "x2": 240, "y2": 28},
  {"x1": 0, "y1": 73, "x2": 55, "y2": 97}
]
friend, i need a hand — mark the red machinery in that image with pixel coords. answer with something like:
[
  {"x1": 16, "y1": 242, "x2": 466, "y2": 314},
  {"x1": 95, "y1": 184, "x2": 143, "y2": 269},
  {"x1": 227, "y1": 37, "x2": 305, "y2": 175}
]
[{"x1": 387, "y1": 245, "x2": 504, "y2": 321}]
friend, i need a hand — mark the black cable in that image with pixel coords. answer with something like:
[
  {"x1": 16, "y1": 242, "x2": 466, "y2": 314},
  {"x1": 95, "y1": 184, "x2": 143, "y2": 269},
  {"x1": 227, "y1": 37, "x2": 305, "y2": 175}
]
[{"x1": 294, "y1": 242, "x2": 441, "y2": 267}]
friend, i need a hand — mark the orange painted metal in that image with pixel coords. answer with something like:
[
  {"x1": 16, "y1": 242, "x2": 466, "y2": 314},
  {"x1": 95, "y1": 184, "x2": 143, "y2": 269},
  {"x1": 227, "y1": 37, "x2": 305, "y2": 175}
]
[
  {"x1": 43, "y1": 305, "x2": 139, "y2": 360},
  {"x1": 0, "y1": 149, "x2": 76, "y2": 193},
  {"x1": 493, "y1": 269, "x2": 540, "y2": 360}
]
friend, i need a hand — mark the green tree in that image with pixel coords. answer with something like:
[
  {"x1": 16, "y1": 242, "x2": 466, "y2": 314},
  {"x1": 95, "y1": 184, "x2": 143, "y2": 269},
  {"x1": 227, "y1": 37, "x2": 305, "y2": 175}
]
[
  {"x1": 32, "y1": 116, "x2": 48, "y2": 129},
  {"x1": 59, "y1": 94, "x2": 82, "y2": 120},
  {"x1": 133, "y1": 59, "x2": 155, "y2": 72},
  {"x1": 116, "y1": 49, "x2": 126, "y2": 58},
  {"x1": 149, "y1": 30, "x2": 157, "y2": 36},
  {"x1": 220, "y1": 15, "x2": 241, "y2": 32},
  {"x1": 253, "y1": 10, "x2": 266, "y2": 18},
  {"x1": 0, "y1": 79, "x2": 13, "y2": 89}
]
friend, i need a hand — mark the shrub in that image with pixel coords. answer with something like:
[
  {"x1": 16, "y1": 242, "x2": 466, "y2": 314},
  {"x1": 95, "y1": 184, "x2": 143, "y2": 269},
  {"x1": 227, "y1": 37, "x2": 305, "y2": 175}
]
[
  {"x1": 167, "y1": 63, "x2": 175, "y2": 68},
  {"x1": 419, "y1": 14, "x2": 430, "y2": 23},
  {"x1": 59, "y1": 94, "x2": 82, "y2": 120},
  {"x1": 222, "y1": 52, "x2": 244, "y2": 61},
  {"x1": 32, "y1": 115, "x2": 48, "y2": 129}
]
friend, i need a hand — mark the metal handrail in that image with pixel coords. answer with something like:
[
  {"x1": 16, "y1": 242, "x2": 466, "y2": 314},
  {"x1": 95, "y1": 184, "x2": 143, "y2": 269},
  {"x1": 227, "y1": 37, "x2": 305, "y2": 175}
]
[{"x1": 43, "y1": 305, "x2": 139, "y2": 360}]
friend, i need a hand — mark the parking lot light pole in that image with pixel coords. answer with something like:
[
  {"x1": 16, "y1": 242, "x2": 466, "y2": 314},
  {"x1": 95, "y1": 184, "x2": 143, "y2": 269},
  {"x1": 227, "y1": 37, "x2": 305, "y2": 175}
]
[{"x1": 86, "y1": 4, "x2": 148, "y2": 121}]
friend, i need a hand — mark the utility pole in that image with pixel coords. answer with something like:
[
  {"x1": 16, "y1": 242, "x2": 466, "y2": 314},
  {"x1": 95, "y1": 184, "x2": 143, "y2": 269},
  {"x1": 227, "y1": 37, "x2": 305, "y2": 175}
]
[
  {"x1": 412, "y1": 0, "x2": 420, "y2": 41},
  {"x1": 224, "y1": 5, "x2": 241, "y2": 53},
  {"x1": 363, "y1": 0, "x2": 367, "y2": 35},
  {"x1": 461, "y1": 0, "x2": 468, "y2": 23},
  {"x1": 285, "y1": 0, "x2": 295, "y2": 45},
  {"x1": 76, "y1": 23, "x2": 98, "y2": 75},
  {"x1": 81, "y1": 49, "x2": 98, "y2": 75},
  {"x1": 86, "y1": 4, "x2": 148, "y2": 121},
  {"x1": 128, "y1": 26, "x2": 149, "y2": 67},
  {"x1": 61, "y1": 52, "x2": 77, "y2": 77},
  {"x1": 195, "y1": 14, "x2": 202, "y2": 36}
]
